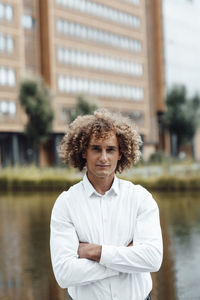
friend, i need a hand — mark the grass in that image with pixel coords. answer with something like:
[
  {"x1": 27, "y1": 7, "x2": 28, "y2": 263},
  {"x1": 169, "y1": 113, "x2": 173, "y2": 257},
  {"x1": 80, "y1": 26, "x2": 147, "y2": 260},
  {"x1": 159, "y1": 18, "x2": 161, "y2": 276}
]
[
  {"x1": 0, "y1": 162, "x2": 200, "y2": 191},
  {"x1": 0, "y1": 165, "x2": 82, "y2": 192}
]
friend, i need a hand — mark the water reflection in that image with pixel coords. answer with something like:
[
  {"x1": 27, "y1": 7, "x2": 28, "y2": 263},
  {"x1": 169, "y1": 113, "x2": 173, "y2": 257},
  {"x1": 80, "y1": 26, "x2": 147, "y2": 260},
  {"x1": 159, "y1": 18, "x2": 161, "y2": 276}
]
[
  {"x1": 155, "y1": 192, "x2": 200, "y2": 300},
  {"x1": 0, "y1": 191, "x2": 200, "y2": 300},
  {"x1": 0, "y1": 192, "x2": 70, "y2": 300}
]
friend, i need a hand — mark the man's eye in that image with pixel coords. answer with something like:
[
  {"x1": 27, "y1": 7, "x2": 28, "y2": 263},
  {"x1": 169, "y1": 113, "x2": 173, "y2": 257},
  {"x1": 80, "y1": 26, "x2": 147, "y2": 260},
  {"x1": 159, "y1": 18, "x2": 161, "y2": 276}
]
[{"x1": 107, "y1": 148, "x2": 115, "y2": 152}]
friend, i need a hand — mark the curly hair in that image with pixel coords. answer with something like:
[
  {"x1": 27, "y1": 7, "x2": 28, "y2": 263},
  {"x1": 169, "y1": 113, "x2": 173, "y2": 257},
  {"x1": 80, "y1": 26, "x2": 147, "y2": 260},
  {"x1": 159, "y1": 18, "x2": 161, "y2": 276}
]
[{"x1": 59, "y1": 109, "x2": 142, "y2": 173}]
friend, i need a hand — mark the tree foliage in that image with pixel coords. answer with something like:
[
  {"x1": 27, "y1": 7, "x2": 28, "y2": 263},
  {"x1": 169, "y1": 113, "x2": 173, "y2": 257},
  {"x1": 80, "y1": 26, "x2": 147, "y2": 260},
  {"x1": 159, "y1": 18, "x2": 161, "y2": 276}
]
[
  {"x1": 19, "y1": 76, "x2": 54, "y2": 147},
  {"x1": 164, "y1": 85, "x2": 200, "y2": 151},
  {"x1": 70, "y1": 95, "x2": 98, "y2": 122}
]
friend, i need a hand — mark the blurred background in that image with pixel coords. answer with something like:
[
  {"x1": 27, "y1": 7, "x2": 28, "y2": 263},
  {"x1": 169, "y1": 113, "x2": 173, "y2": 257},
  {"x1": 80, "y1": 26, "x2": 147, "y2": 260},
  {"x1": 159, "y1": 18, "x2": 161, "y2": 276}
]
[
  {"x1": 0, "y1": 0, "x2": 200, "y2": 299},
  {"x1": 0, "y1": 0, "x2": 200, "y2": 166}
]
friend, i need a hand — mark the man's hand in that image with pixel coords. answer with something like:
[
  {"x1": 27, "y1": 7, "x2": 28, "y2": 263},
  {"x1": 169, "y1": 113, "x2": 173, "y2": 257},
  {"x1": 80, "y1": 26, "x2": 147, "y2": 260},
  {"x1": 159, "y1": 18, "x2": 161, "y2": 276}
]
[
  {"x1": 127, "y1": 241, "x2": 133, "y2": 247},
  {"x1": 78, "y1": 243, "x2": 102, "y2": 262},
  {"x1": 78, "y1": 240, "x2": 133, "y2": 262}
]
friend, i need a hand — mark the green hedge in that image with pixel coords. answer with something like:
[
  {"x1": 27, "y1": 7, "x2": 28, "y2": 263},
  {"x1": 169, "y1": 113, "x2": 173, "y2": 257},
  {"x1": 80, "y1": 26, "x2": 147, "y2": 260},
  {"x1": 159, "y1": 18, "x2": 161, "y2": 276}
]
[
  {"x1": 0, "y1": 175, "x2": 80, "y2": 192},
  {"x1": 1, "y1": 174, "x2": 200, "y2": 191},
  {"x1": 127, "y1": 176, "x2": 200, "y2": 191}
]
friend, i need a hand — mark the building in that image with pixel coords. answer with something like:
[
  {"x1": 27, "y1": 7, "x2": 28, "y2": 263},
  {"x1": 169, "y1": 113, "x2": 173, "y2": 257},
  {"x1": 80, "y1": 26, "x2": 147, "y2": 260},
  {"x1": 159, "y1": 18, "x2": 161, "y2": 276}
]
[{"x1": 0, "y1": 0, "x2": 165, "y2": 166}]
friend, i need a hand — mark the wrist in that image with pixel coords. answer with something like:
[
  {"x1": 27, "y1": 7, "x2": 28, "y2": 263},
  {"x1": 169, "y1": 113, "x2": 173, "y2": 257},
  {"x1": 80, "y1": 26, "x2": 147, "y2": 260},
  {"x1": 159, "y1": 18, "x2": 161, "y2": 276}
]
[{"x1": 86, "y1": 244, "x2": 102, "y2": 262}]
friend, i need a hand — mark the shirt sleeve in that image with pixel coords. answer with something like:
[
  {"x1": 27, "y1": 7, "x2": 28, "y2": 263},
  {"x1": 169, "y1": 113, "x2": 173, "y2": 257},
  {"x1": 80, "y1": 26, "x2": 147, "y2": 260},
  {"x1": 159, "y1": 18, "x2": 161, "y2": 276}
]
[
  {"x1": 99, "y1": 191, "x2": 163, "y2": 274},
  {"x1": 50, "y1": 192, "x2": 119, "y2": 288}
]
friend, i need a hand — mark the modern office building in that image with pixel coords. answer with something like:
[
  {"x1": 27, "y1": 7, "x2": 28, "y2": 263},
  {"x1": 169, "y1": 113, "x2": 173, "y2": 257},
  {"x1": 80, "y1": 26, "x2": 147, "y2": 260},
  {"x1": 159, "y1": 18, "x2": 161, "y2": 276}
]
[{"x1": 0, "y1": 0, "x2": 165, "y2": 166}]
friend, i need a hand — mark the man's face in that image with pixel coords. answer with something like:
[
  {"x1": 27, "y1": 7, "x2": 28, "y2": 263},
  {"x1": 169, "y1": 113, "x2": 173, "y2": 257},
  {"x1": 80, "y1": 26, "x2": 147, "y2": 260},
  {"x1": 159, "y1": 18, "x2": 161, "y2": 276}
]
[{"x1": 82, "y1": 132, "x2": 121, "y2": 181}]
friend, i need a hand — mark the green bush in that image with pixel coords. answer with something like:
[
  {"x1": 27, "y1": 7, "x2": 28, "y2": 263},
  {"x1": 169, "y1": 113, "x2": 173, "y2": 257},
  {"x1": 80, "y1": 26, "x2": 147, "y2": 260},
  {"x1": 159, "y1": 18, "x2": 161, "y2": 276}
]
[
  {"x1": 149, "y1": 151, "x2": 167, "y2": 164},
  {"x1": 0, "y1": 175, "x2": 80, "y2": 192},
  {"x1": 1, "y1": 166, "x2": 200, "y2": 192}
]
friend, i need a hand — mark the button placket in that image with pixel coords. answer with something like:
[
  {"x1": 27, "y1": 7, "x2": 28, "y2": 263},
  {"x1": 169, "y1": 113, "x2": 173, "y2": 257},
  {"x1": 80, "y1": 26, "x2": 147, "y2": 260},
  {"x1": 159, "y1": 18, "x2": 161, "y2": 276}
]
[
  {"x1": 100, "y1": 194, "x2": 108, "y2": 244},
  {"x1": 110, "y1": 278, "x2": 119, "y2": 300}
]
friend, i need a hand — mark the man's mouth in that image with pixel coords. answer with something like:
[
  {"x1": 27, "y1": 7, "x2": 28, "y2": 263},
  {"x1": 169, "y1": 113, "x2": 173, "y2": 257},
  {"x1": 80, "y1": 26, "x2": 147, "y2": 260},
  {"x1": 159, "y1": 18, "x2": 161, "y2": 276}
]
[{"x1": 96, "y1": 164, "x2": 110, "y2": 168}]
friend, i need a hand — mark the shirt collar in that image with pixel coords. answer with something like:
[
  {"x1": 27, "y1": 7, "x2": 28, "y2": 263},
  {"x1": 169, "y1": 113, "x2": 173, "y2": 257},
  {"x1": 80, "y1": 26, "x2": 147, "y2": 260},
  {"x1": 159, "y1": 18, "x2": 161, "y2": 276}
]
[{"x1": 82, "y1": 173, "x2": 120, "y2": 198}]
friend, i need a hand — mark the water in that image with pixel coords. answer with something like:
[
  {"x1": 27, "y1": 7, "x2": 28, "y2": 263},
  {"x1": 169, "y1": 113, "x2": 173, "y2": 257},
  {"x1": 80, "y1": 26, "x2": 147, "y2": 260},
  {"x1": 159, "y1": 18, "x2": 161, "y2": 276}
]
[
  {"x1": 155, "y1": 192, "x2": 200, "y2": 300},
  {"x1": 0, "y1": 190, "x2": 200, "y2": 300}
]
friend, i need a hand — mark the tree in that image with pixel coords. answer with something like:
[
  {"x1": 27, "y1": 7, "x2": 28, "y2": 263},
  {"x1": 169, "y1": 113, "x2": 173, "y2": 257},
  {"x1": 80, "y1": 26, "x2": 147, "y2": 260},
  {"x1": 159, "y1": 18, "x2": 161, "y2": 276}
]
[
  {"x1": 163, "y1": 85, "x2": 200, "y2": 155},
  {"x1": 69, "y1": 95, "x2": 98, "y2": 122},
  {"x1": 19, "y1": 76, "x2": 54, "y2": 163}
]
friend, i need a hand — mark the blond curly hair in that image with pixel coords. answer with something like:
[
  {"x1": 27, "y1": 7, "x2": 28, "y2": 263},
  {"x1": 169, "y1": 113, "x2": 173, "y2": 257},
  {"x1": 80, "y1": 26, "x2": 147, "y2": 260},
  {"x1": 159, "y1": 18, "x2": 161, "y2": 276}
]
[{"x1": 59, "y1": 109, "x2": 142, "y2": 173}]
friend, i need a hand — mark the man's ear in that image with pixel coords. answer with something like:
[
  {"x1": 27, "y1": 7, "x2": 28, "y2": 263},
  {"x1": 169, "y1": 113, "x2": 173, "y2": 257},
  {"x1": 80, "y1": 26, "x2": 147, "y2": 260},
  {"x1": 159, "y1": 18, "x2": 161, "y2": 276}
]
[
  {"x1": 82, "y1": 152, "x2": 86, "y2": 159},
  {"x1": 118, "y1": 153, "x2": 122, "y2": 160}
]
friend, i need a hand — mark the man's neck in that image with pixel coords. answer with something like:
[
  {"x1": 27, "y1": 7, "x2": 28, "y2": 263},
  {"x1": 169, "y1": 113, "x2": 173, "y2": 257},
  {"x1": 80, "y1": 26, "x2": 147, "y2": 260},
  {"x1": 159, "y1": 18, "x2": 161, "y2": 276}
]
[{"x1": 87, "y1": 173, "x2": 114, "y2": 195}]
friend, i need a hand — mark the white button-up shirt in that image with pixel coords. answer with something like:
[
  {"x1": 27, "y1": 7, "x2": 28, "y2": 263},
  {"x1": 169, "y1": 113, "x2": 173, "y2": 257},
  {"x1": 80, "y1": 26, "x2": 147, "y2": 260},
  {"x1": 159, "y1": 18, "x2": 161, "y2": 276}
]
[{"x1": 50, "y1": 175, "x2": 163, "y2": 300}]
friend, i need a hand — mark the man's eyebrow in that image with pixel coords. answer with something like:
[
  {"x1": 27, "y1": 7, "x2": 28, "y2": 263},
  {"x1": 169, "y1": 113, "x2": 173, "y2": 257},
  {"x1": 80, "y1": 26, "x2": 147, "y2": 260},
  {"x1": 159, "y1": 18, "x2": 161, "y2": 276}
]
[
  {"x1": 107, "y1": 146, "x2": 117, "y2": 149},
  {"x1": 89, "y1": 144, "x2": 101, "y2": 148},
  {"x1": 89, "y1": 144, "x2": 117, "y2": 148}
]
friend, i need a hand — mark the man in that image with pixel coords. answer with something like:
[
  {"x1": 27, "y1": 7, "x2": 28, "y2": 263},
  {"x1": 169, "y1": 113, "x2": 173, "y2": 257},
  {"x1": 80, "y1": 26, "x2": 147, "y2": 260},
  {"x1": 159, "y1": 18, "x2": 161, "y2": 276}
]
[{"x1": 50, "y1": 109, "x2": 163, "y2": 300}]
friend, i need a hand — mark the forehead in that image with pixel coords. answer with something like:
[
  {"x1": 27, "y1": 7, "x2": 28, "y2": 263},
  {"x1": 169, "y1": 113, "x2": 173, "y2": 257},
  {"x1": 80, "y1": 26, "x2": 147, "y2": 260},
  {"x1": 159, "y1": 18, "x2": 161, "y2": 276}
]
[{"x1": 89, "y1": 131, "x2": 118, "y2": 145}]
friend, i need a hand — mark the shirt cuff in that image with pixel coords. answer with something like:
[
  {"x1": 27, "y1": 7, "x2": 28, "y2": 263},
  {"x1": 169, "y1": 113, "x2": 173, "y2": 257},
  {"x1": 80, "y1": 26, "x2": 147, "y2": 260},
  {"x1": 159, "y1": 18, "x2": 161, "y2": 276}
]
[{"x1": 100, "y1": 245, "x2": 117, "y2": 267}]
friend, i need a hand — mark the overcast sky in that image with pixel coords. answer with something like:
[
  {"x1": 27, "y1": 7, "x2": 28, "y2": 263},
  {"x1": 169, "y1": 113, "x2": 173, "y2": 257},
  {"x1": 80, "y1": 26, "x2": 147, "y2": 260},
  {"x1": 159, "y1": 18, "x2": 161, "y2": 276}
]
[{"x1": 162, "y1": 0, "x2": 200, "y2": 96}]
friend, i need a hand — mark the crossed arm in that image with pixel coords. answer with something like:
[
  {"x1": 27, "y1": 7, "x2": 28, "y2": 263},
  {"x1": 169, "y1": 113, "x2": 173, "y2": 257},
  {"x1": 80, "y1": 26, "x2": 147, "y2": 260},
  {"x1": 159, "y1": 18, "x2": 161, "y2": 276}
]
[
  {"x1": 50, "y1": 193, "x2": 162, "y2": 289},
  {"x1": 78, "y1": 241, "x2": 133, "y2": 262}
]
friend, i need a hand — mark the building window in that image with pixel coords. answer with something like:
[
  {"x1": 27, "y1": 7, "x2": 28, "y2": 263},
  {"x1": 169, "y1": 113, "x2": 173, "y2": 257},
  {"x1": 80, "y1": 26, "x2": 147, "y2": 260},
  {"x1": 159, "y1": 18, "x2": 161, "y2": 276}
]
[
  {"x1": 123, "y1": 0, "x2": 140, "y2": 5},
  {"x1": 21, "y1": 15, "x2": 36, "y2": 30},
  {"x1": 0, "y1": 3, "x2": 13, "y2": 22},
  {"x1": 56, "y1": 19, "x2": 142, "y2": 53},
  {"x1": 0, "y1": 67, "x2": 16, "y2": 86},
  {"x1": 0, "y1": 67, "x2": 6, "y2": 85},
  {"x1": 57, "y1": 75, "x2": 144, "y2": 101},
  {"x1": 57, "y1": 47, "x2": 143, "y2": 77},
  {"x1": 0, "y1": 33, "x2": 14, "y2": 53},
  {"x1": 61, "y1": 107, "x2": 70, "y2": 122},
  {"x1": 0, "y1": 33, "x2": 6, "y2": 51},
  {"x1": 0, "y1": 100, "x2": 8, "y2": 115},
  {"x1": 7, "y1": 69, "x2": 15, "y2": 86},
  {"x1": 6, "y1": 35, "x2": 14, "y2": 52},
  {"x1": 0, "y1": 100, "x2": 16, "y2": 118},
  {"x1": 9, "y1": 101, "x2": 16, "y2": 116},
  {"x1": 58, "y1": 76, "x2": 65, "y2": 92},
  {"x1": 55, "y1": 0, "x2": 141, "y2": 29}
]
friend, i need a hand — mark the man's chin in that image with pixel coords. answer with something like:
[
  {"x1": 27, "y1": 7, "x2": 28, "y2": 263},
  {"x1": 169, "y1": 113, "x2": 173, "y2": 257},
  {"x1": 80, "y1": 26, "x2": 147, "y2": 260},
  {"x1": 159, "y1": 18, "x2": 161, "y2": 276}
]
[{"x1": 95, "y1": 171, "x2": 114, "y2": 178}]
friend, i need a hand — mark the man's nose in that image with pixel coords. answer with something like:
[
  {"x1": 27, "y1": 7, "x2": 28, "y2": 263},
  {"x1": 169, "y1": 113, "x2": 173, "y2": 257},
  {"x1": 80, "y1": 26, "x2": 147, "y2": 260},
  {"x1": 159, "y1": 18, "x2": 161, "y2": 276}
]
[{"x1": 99, "y1": 150, "x2": 107, "y2": 162}]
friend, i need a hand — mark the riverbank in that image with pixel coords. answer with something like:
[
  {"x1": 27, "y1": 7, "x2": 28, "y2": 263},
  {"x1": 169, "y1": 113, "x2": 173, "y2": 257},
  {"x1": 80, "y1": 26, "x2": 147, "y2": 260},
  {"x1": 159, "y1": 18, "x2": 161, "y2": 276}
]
[
  {"x1": 1, "y1": 165, "x2": 200, "y2": 191},
  {"x1": 0, "y1": 166, "x2": 81, "y2": 192}
]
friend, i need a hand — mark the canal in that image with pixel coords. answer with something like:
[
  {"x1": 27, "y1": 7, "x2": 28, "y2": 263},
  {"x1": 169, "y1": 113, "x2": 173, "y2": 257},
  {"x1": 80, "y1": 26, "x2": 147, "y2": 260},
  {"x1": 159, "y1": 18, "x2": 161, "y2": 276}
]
[{"x1": 0, "y1": 190, "x2": 200, "y2": 300}]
